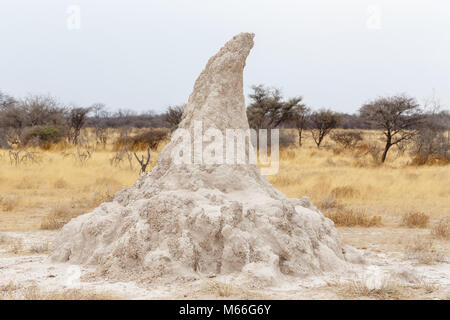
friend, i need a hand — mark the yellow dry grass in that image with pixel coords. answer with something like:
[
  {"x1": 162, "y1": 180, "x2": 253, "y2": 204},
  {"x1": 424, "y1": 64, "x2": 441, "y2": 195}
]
[
  {"x1": 269, "y1": 130, "x2": 449, "y2": 227},
  {"x1": 0, "y1": 128, "x2": 448, "y2": 232},
  {"x1": 401, "y1": 211, "x2": 430, "y2": 228},
  {"x1": 0, "y1": 282, "x2": 121, "y2": 300}
]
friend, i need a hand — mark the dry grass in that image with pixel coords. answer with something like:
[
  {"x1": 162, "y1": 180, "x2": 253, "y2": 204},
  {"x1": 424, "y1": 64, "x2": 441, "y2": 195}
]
[
  {"x1": 401, "y1": 212, "x2": 430, "y2": 228},
  {"x1": 331, "y1": 185, "x2": 360, "y2": 198},
  {"x1": 431, "y1": 217, "x2": 450, "y2": 239},
  {"x1": 332, "y1": 277, "x2": 439, "y2": 300},
  {"x1": 9, "y1": 238, "x2": 23, "y2": 254},
  {"x1": 326, "y1": 208, "x2": 382, "y2": 227},
  {"x1": 214, "y1": 281, "x2": 233, "y2": 297},
  {"x1": 0, "y1": 195, "x2": 20, "y2": 212},
  {"x1": 53, "y1": 178, "x2": 69, "y2": 189},
  {"x1": 40, "y1": 204, "x2": 83, "y2": 230},
  {"x1": 336, "y1": 278, "x2": 402, "y2": 299},
  {"x1": 0, "y1": 283, "x2": 121, "y2": 300},
  {"x1": 29, "y1": 242, "x2": 49, "y2": 254},
  {"x1": 0, "y1": 128, "x2": 448, "y2": 232},
  {"x1": 404, "y1": 236, "x2": 444, "y2": 264}
]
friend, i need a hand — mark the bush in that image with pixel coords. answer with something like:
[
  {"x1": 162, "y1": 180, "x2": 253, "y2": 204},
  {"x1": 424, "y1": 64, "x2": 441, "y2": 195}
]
[
  {"x1": 325, "y1": 208, "x2": 382, "y2": 227},
  {"x1": 431, "y1": 218, "x2": 450, "y2": 239},
  {"x1": 410, "y1": 126, "x2": 449, "y2": 166},
  {"x1": 330, "y1": 131, "x2": 363, "y2": 149},
  {"x1": 331, "y1": 186, "x2": 359, "y2": 198},
  {"x1": 404, "y1": 236, "x2": 443, "y2": 264},
  {"x1": 21, "y1": 126, "x2": 65, "y2": 149},
  {"x1": 401, "y1": 212, "x2": 429, "y2": 228},
  {"x1": 113, "y1": 128, "x2": 169, "y2": 151},
  {"x1": 278, "y1": 130, "x2": 297, "y2": 148}
]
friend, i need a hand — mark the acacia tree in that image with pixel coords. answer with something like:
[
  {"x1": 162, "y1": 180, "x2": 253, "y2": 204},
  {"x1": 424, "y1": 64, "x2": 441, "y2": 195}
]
[
  {"x1": 246, "y1": 85, "x2": 285, "y2": 129},
  {"x1": 291, "y1": 103, "x2": 310, "y2": 147},
  {"x1": 360, "y1": 94, "x2": 424, "y2": 163},
  {"x1": 246, "y1": 84, "x2": 307, "y2": 128},
  {"x1": 309, "y1": 109, "x2": 341, "y2": 148}
]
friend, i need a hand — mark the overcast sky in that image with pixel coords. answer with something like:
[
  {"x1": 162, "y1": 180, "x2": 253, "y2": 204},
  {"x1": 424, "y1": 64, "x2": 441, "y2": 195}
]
[{"x1": 1, "y1": 0, "x2": 449, "y2": 113}]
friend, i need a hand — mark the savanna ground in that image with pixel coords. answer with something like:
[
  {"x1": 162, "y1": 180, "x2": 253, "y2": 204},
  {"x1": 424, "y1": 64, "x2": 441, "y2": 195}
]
[{"x1": 0, "y1": 128, "x2": 448, "y2": 300}]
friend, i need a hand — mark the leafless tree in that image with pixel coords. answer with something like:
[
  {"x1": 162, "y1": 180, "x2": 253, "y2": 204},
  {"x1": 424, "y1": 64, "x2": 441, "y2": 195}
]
[
  {"x1": 21, "y1": 95, "x2": 66, "y2": 127},
  {"x1": 69, "y1": 107, "x2": 92, "y2": 144},
  {"x1": 1, "y1": 94, "x2": 66, "y2": 142},
  {"x1": 133, "y1": 147, "x2": 151, "y2": 174},
  {"x1": 410, "y1": 95, "x2": 449, "y2": 163},
  {"x1": 90, "y1": 103, "x2": 109, "y2": 147},
  {"x1": 164, "y1": 105, "x2": 185, "y2": 131},
  {"x1": 360, "y1": 94, "x2": 424, "y2": 162},
  {"x1": 309, "y1": 109, "x2": 341, "y2": 148}
]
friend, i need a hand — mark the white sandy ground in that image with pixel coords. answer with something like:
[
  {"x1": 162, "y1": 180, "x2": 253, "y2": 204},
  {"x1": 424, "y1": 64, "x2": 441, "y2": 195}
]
[{"x1": 0, "y1": 229, "x2": 448, "y2": 299}]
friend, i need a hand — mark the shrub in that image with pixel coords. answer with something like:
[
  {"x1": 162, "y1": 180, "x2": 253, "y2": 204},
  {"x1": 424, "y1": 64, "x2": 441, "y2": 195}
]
[
  {"x1": 326, "y1": 208, "x2": 382, "y2": 227},
  {"x1": 40, "y1": 212, "x2": 66, "y2": 230},
  {"x1": 320, "y1": 195, "x2": 342, "y2": 210},
  {"x1": 410, "y1": 154, "x2": 450, "y2": 166},
  {"x1": 400, "y1": 212, "x2": 429, "y2": 228},
  {"x1": 9, "y1": 239, "x2": 23, "y2": 254},
  {"x1": 404, "y1": 236, "x2": 443, "y2": 264},
  {"x1": 113, "y1": 128, "x2": 168, "y2": 151},
  {"x1": 331, "y1": 186, "x2": 359, "y2": 199},
  {"x1": 278, "y1": 130, "x2": 297, "y2": 148},
  {"x1": 54, "y1": 178, "x2": 69, "y2": 189},
  {"x1": 431, "y1": 218, "x2": 450, "y2": 239},
  {"x1": 40, "y1": 204, "x2": 82, "y2": 230},
  {"x1": 409, "y1": 120, "x2": 449, "y2": 166},
  {"x1": 21, "y1": 125, "x2": 65, "y2": 149},
  {"x1": 330, "y1": 131, "x2": 363, "y2": 149},
  {"x1": 0, "y1": 195, "x2": 19, "y2": 211}
]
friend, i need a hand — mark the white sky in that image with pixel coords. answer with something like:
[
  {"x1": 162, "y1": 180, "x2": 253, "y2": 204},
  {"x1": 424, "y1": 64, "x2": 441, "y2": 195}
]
[{"x1": 0, "y1": 0, "x2": 449, "y2": 113}]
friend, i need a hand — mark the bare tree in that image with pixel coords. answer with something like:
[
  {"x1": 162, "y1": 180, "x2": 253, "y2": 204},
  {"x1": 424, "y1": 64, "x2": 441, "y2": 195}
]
[
  {"x1": 410, "y1": 95, "x2": 449, "y2": 164},
  {"x1": 21, "y1": 95, "x2": 66, "y2": 127},
  {"x1": 163, "y1": 105, "x2": 185, "y2": 131},
  {"x1": 69, "y1": 107, "x2": 92, "y2": 144},
  {"x1": 90, "y1": 103, "x2": 109, "y2": 147},
  {"x1": 309, "y1": 109, "x2": 341, "y2": 148},
  {"x1": 134, "y1": 147, "x2": 151, "y2": 174},
  {"x1": 360, "y1": 94, "x2": 424, "y2": 162},
  {"x1": 0, "y1": 94, "x2": 66, "y2": 145}
]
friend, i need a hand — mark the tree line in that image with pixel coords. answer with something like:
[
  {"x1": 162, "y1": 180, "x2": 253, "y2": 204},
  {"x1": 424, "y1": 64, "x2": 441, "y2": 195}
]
[
  {"x1": 246, "y1": 84, "x2": 449, "y2": 163},
  {"x1": 1, "y1": 87, "x2": 449, "y2": 163}
]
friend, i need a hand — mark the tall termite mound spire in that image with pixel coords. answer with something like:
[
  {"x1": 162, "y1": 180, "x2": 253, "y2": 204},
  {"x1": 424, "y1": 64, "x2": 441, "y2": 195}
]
[
  {"x1": 180, "y1": 32, "x2": 253, "y2": 131},
  {"x1": 51, "y1": 33, "x2": 350, "y2": 285}
]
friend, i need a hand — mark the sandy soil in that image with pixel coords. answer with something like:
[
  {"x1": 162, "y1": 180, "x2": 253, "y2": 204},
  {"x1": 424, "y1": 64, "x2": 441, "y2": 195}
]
[{"x1": 1, "y1": 228, "x2": 448, "y2": 300}]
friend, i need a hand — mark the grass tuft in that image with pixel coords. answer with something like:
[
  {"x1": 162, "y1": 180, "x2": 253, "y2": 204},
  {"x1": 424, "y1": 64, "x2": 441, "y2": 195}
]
[{"x1": 400, "y1": 212, "x2": 429, "y2": 228}]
